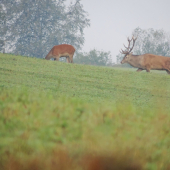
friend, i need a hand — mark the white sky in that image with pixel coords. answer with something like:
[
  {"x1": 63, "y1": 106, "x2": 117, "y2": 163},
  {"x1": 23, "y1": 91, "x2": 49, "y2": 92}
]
[{"x1": 79, "y1": 0, "x2": 170, "y2": 62}]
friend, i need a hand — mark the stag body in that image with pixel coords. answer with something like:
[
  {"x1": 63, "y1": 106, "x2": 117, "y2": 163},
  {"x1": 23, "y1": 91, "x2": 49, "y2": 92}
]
[
  {"x1": 120, "y1": 36, "x2": 170, "y2": 74},
  {"x1": 45, "y1": 44, "x2": 75, "y2": 63}
]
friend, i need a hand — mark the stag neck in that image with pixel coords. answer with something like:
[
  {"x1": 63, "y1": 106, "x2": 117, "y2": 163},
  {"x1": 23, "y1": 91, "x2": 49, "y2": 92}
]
[{"x1": 127, "y1": 54, "x2": 142, "y2": 68}]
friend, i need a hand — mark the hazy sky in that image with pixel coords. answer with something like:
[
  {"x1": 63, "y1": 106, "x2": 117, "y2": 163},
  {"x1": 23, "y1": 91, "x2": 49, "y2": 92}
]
[{"x1": 79, "y1": 0, "x2": 170, "y2": 62}]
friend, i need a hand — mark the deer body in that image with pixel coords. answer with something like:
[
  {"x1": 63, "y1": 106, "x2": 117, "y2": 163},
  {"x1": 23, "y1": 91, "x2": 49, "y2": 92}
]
[
  {"x1": 121, "y1": 53, "x2": 170, "y2": 74},
  {"x1": 45, "y1": 44, "x2": 75, "y2": 63},
  {"x1": 120, "y1": 36, "x2": 170, "y2": 74}
]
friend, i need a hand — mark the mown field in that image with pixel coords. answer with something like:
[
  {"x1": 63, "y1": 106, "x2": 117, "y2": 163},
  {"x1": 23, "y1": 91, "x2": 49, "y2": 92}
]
[{"x1": 0, "y1": 53, "x2": 170, "y2": 170}]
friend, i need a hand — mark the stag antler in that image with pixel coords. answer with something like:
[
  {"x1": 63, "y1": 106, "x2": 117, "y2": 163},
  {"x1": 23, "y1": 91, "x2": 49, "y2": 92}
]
[{"x1": 120, "y1": 36, "x2": 137, "y2": 54}]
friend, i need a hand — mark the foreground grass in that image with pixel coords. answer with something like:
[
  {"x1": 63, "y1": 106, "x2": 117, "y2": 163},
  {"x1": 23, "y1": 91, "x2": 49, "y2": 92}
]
[
  {"x1": 0, "y1": 53, "x2": 170, "y2": 169},
  {"x1": 0, "y1": 88, "x2": 170, "y2": 170}
]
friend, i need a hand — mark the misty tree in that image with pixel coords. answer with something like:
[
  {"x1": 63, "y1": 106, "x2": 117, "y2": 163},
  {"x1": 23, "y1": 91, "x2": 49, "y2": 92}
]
[
  {"x1": 0, "y1": 1, "x2": 19, "y2": 52},
  {"x1": 116, "y1": 27, "x2": 170, "y2": 64},
  {"x1": 132, "y1": 27, "x2": 170, "y2": 56},
  {"x1": 74, "y1": 49, "x2": 113, "y2": 66},
  {"x1": 0, "y1": 3, "x2": 6, "y2": 52},
  {"x1": 0, "y1": 0, "x2": 90, "y2": 58}
]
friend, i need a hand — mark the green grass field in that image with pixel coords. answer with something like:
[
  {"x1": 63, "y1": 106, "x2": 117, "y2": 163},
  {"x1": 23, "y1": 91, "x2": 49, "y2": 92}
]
[{"x1": 0, "y1": 53, "x2": 170, "y2": 170}]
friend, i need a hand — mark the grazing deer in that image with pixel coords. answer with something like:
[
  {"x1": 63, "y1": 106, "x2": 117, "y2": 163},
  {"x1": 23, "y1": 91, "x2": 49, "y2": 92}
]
[
  {"x1": 45, "y1": 44, "x2": 75, "y2": 63},
  {"x1": 120, "y1": 36, "x2": 170, "y2": 74}
]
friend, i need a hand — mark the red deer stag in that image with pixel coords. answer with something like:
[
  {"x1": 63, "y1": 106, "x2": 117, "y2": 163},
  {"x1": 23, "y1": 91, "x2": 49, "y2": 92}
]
[
  {"x1": 45, "y1": 44, "x2": 75, "y2": 63},
  {"x1": 120, "y1": 36, "x2": 170, "y2": 74}
]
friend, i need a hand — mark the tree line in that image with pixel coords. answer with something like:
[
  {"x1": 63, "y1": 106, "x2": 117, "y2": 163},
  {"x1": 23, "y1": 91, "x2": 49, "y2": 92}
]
[
  {"x1": 0, "y1": 0, "x2": 90, "y2": 58},
  {"x1": 0, "y1": 1, "x2": 170, "y2": 66}
]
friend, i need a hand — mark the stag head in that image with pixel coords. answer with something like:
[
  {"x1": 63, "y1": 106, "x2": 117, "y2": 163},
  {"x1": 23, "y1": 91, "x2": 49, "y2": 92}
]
[{"x1": 120, "y1": 36, "x2": 137, "y2": 64}]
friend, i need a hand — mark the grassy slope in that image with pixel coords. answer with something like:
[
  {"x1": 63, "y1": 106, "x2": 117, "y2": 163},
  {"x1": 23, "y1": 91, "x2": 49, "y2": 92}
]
[
  {"x1": 0, "y1": 53, "x2": 170, "y2": 169},
  {"x1": 1, "y1": 53, "x2": 170, "y2": 108}
]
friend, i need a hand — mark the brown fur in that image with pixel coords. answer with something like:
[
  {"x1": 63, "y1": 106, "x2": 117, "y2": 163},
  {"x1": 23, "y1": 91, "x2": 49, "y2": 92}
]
[
  {"x1": 45, "y1": 44, "x2": 75, "y2": 63},
  {"x1": 121, "y1": 53, "x2": 170, "y2": 74}
]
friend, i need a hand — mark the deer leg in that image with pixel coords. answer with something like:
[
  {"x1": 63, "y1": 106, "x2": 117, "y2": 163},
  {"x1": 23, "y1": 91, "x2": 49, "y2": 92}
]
[
  {"x1": 54, "y1": 57, "x2": 59, "y2": 61},
  {"x1": 165, "y1": 64, "x2": 170, "y2": 74},
  {"x1": 145, "y1": 65, "x2": 151, "y2": 72},
  {"x1": 166, "y1": 70, "x2": 170, "y2": 74},
  {"x1": 68, "y1": 54, "x2": 73, "y2": 63},
  {"x1": 136, "y1": 68, "x2": 143, "y2": 72},
  {"x1": 146, "y1": 68, "x2": 150, "y2": 72},
  {"x1": 67, "y1": 55, "x2": 73, "y2": 63},
  {"x1": 166, "y1": 68, "x2": 170, "y2": 74},
  {"x1": 70, "y1": 55, "x2": 73, "y2": 63},
  {"x1": 66, "y1": 56, "x2": 70, "y2": 63}
]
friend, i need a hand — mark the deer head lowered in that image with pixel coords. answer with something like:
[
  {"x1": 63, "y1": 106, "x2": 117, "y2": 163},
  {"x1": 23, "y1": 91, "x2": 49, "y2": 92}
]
[{"x1": 45, "y1": 44, "x2": 75, "y2": 63}]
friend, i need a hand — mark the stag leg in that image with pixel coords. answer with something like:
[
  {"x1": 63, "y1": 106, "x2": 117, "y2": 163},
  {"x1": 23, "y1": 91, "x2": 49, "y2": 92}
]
[
  {"x1": 166, "y1": 70, "x2": 170, "y2": 74},
  {"x1": 165, "y1": 63, "x2": 170, "y2": 74},
  {"x1": 145, "y1": 65, "x2": 151, "y2": 72},
  {"x1": 136, "y1": 68, "x2": 143, "y2": 72},
  {"x1": 146, "y1": 69, "x2": 150, "y2": 72},
  {"x1": 166, "y1": 71, "x2": 170, "y2": 74}
]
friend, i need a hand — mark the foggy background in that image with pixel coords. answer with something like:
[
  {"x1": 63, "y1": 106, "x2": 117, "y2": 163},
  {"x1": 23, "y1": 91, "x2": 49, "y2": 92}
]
[
  {"x1": 81, "y1": 0, "x2": 170, "y2": 62},
  {"x1": 1, "y1": 0, "x2": 170, "y2": 65}
]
